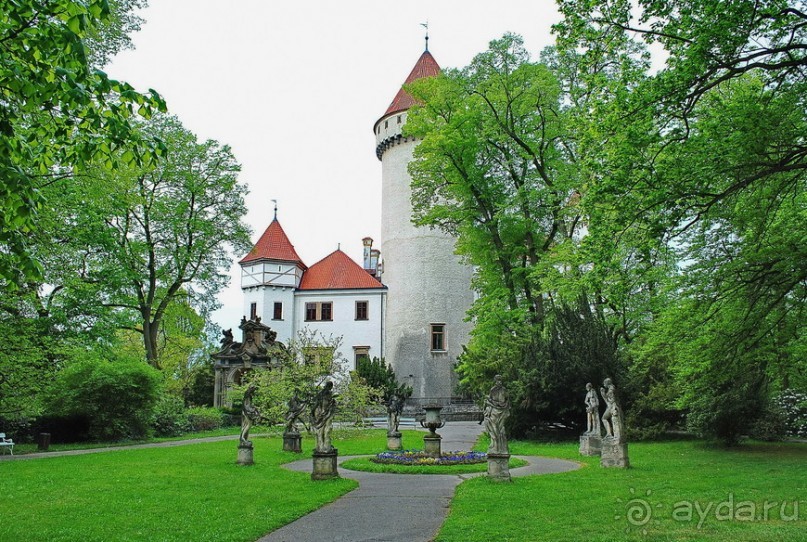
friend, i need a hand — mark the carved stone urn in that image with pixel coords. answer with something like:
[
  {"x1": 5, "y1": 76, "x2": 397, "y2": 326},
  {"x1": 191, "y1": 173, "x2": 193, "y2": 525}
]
[{"x1": 420, "y1": 405, "x2": 445, "y2": 458}]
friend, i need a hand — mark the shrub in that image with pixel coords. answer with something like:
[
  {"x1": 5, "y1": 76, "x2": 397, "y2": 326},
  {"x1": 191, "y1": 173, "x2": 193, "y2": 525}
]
[
  {"x1": 152, "y1": 394, "x2": 190, "y2": 437},
  {"x1": 186, "y1": 407, "x2": 223, "y2": 431},
  {"x1": 45, "y1": 359, "x2": 161, "y2": 441}
]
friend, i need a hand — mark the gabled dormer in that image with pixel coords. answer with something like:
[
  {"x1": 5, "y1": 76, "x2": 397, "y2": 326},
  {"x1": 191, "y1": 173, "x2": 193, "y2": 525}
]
[{"x1": 239, "y1": 219, "x2": 307, "y2": 290}]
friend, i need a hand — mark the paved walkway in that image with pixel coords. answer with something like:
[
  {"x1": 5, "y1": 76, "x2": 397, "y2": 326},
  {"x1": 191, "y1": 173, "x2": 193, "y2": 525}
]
[
  {"x1": 0, "y1": 434, "x2": 245, "y2": 461},
  {"x1": 258, "y1": 422, "x2": 580, "y2": 542}
]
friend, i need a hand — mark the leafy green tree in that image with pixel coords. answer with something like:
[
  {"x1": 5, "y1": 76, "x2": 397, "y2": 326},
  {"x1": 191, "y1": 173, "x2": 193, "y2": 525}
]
[
  {"x1": 38, "y1": 114, "x2": 251, "y2": 367},
  {"x1": 405, "y1": 35, "x2": 630, "y2": 433},
  {"x1": 407, "y1": 34, "x2": 582, "y2": 331},
  {"x1": 0, "y1": 0, "x2": 165, "y2": 284},
  {"x1": 554, "y1": 0, "x2": 807, "y2": 442}
]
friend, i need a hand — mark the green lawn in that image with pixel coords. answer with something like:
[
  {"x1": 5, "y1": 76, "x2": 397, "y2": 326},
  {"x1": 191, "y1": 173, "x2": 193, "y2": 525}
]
[
  {"x1": 437, "y1": 439, "x2": 807, "y2": 542},
  {"x1": 0, "y1": 429, "x2": 417, "y2": 542},
  {"x1": 3, "y1": 430, "x2": 804, "y2": 542}
]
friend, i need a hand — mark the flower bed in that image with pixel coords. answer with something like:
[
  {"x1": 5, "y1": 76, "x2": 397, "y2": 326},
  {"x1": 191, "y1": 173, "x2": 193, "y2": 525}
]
[{"x1": 372, "y1": 450, "x2": 487, "y2": 466}]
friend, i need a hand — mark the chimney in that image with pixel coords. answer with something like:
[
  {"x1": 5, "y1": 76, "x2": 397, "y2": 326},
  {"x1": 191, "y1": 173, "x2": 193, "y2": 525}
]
[
  {"x1": 362, "y1": 237, "x2": 373, "y2": 269},
  {"x1": 370, "y1": 249, "x2": 380, "y2": 273}
]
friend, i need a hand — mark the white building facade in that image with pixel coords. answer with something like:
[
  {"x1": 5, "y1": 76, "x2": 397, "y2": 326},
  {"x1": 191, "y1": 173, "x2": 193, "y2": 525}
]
[{"x1": 240, "y1": 218, "x2": 386, "y2": 371}]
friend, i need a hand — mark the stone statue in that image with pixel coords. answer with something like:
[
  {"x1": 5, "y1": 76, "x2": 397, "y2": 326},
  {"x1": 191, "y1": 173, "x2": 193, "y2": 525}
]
[
  {"x1": 483, "y1": 375, "x2": 510, "y2": 454},
  {"x1": 311, "y1": 381, "x2": 337, "y2": 453},
  {"x1": 600, "y1": 378, "x2": 624, "y2": 442},
  {"x1": 285, "y1": 393, "x2": 306, "y2": 434},
  {"x1": 386, "y1": 393, "x2": 404, "y2": 436},
  {"x1": 240, "y1": 384, "x2": 261, "y2": 447},
  {"x1": 585, "y1": 382, "x2": 601, "y2": 435}
]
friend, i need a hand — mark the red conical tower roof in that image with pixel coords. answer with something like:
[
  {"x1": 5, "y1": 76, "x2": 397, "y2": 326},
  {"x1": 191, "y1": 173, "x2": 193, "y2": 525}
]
[
  {"x1": 381, "y1": 50, "x2": 441, "y2": 119},
  {"x1": 299, "y1": 250, "x2": 385, "y2": 290},
  {"x1": 240, "y1": 219, "x2": 306, "y2": 268}
]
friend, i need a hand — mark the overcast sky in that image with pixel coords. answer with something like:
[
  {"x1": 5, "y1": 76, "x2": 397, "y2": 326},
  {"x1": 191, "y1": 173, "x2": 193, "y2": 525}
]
[{"x1": 105, "y1": 0, "x2": 562, "y2": 330}]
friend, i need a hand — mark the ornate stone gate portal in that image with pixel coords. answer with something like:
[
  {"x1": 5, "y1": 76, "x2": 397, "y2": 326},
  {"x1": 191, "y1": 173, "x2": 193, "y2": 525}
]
[{"x1": 211, "y1": 316, "x2": 285, "y2": 408}]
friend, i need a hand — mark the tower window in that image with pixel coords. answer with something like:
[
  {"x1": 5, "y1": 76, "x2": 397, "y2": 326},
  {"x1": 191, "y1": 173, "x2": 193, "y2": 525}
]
[
  {"x1": 384, "y1": 120, "x2": 388, "y2": 129},
  {"x1": 273, "y1": 302, "x2": 283, "y2": 320},
  {"x1": 430, "y1": 324, "x2": 446, "y2": 352},
  {"x1": 397, "y1": 115, "x2": 401, "y2": 124},
  {"x1": 250, "y1": 302, "x2": 257, "y2": 320},
  {"x1": 305, "y1": 302, "x2": 333, "y2": 322},
  {"x1": 355, "y1": 301, "x2": 368, "y2": 321}
]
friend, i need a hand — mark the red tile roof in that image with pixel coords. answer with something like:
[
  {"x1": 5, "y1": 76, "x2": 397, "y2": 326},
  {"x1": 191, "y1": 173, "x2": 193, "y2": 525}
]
[
  {"x1": 240, "y1": 219, "x2": 307, "y2": 267},
  {"x1": 382, "y1": 50, "x2": 441, "y2": 118},
  {"x1": 299, "y1": 250, "x2": 385, "y2": 290}
]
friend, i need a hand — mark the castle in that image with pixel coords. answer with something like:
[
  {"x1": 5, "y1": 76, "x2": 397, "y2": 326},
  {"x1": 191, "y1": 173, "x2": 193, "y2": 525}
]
[{"x1": 214, "y1": 45, "x2": 474, "y2": 406}]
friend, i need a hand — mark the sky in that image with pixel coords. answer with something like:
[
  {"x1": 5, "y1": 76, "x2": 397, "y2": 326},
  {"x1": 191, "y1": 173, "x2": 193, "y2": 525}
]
[{"x1": 105, "y1": 0, "x2": 562, "y2": 330}]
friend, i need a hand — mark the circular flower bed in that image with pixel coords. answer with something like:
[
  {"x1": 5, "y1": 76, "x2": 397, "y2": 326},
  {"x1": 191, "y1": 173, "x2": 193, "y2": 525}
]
[{"x1": 371, "y1": 450, "x2": 487, "y2": 466}]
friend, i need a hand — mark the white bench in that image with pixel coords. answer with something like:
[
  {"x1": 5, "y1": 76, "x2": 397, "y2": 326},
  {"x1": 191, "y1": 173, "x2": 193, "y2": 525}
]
[{"x1": 0, "y1": 433, "x2": 13, "y2": 455}]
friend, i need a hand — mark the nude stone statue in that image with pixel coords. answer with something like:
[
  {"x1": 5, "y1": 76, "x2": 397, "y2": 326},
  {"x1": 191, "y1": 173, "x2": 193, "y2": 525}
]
[
  {"x1": 483, "y1": 375, "x2": 511, "y2": 454},
  {"x1": 240, "y1": 384, "x2": 261, "y2": 447},
  {"x1": 284, "y1": 393, "x2": 305, "y2": 434},
  {"x1": 600, "y1": 378, "x2": 624, "y2": 442},
  {"x1": 585, "y1": 382, "x2": 601, "y2": 435},
  {"x1": 311, "y1": 381, "x2": 337, "y2": 453},
  {"x1": 386, "y1": 393, "x2": 404, "y2": 436}
]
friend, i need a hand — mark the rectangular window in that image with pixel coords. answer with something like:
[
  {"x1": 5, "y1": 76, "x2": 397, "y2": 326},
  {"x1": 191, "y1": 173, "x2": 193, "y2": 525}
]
[
  {"x1": 273, "y1": 302, "x2": 283, "y2": 320},
  {"x1": 354, "y1": 346, "x2": 370, "y2": 366},
  {"x1": 430, "y1": 324, "x2": 446, "y2": 351},
  {"x1": 305, "y1": 301, "x2": 333, "y2": 321},
  {"x1": 355, "y1": 301, "x2": 368, "y2": 321},
  {"x1": 305, "y1": 302, "x2": 317, "y2": 321},
  {"x1": 249, "y1": 302, "x2": 257, "y2": 320}
]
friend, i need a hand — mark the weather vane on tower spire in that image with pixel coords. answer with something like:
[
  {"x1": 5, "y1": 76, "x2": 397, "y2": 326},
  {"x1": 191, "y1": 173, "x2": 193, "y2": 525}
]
[
  {"x1": 271, "y1": 199, "x2": 278, "y2": 220},
  {"x1": 421, "y1": 21, "x2": 429, "y2": 52}
]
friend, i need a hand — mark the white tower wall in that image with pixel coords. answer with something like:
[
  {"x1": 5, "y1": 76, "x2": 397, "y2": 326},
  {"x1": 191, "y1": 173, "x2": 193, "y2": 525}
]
[{"x1": 376, "y1": 111, "x2": 475, "y2": 400}]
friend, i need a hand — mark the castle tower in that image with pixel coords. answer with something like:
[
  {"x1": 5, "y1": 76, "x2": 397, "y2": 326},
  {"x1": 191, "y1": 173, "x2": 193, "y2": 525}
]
[
  {"x1": 239, "y1": 217, "x2": 306, "y2": 344},
  {"x1": 373, "y1": 46, "x2": 475, "y2": 401}
]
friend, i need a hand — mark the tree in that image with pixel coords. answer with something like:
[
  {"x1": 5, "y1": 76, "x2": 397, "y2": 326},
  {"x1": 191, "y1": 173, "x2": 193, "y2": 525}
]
[
  {"x1": 554, "y1": 0, "x2": 807, "y2": 442},
  {"x1": 406, "y1": 34, "x2": 583, "y2": 331},
  {"x1": 404, "y1": 35, "x2": 641, "y2": 434},
  {"x1": 43, "y1": 114, "x2": 251, "y2": 367},
  {"x1": 0, "y1": 0, "x2": 165, "y2": 284},
  {"x1": 247, "y1": 331, "x2": 378, "y2": 426},
  {"x1": 354, "y1": 357, "x2": 412, "y2": 403}
]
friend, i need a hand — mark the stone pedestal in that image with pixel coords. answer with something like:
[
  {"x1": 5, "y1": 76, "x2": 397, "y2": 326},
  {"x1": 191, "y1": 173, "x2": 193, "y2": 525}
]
[
  {"x1": 579, "y1": 433, "x2": 602, "y2": 456},
  {"x1": 387, "y1": 432, "x2": 402, "y2": 451},
  {"x1": 423, "y1": 435, "x2": 442, "y2": 458},
  {"x1": 600, "y1": 439, "x2": 629, "y2": 468},
  {"x1": 237, "y1": 443, "x2": 254, "y2": 466},
  {"x1": 487, "y1": 453, "x2": 512, "y2": 482},
  {"x1": 311, "y1": 449, "x2": 339, "y2": 480},
  {"x1": 283, "y1": 431, "x2": 302, "y2": 453}
]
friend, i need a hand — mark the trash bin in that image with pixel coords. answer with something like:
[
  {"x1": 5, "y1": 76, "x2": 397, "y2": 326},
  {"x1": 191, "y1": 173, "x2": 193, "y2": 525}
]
[{"x1": 37, "y1": 432, "x2": 51, "y2": 451}]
